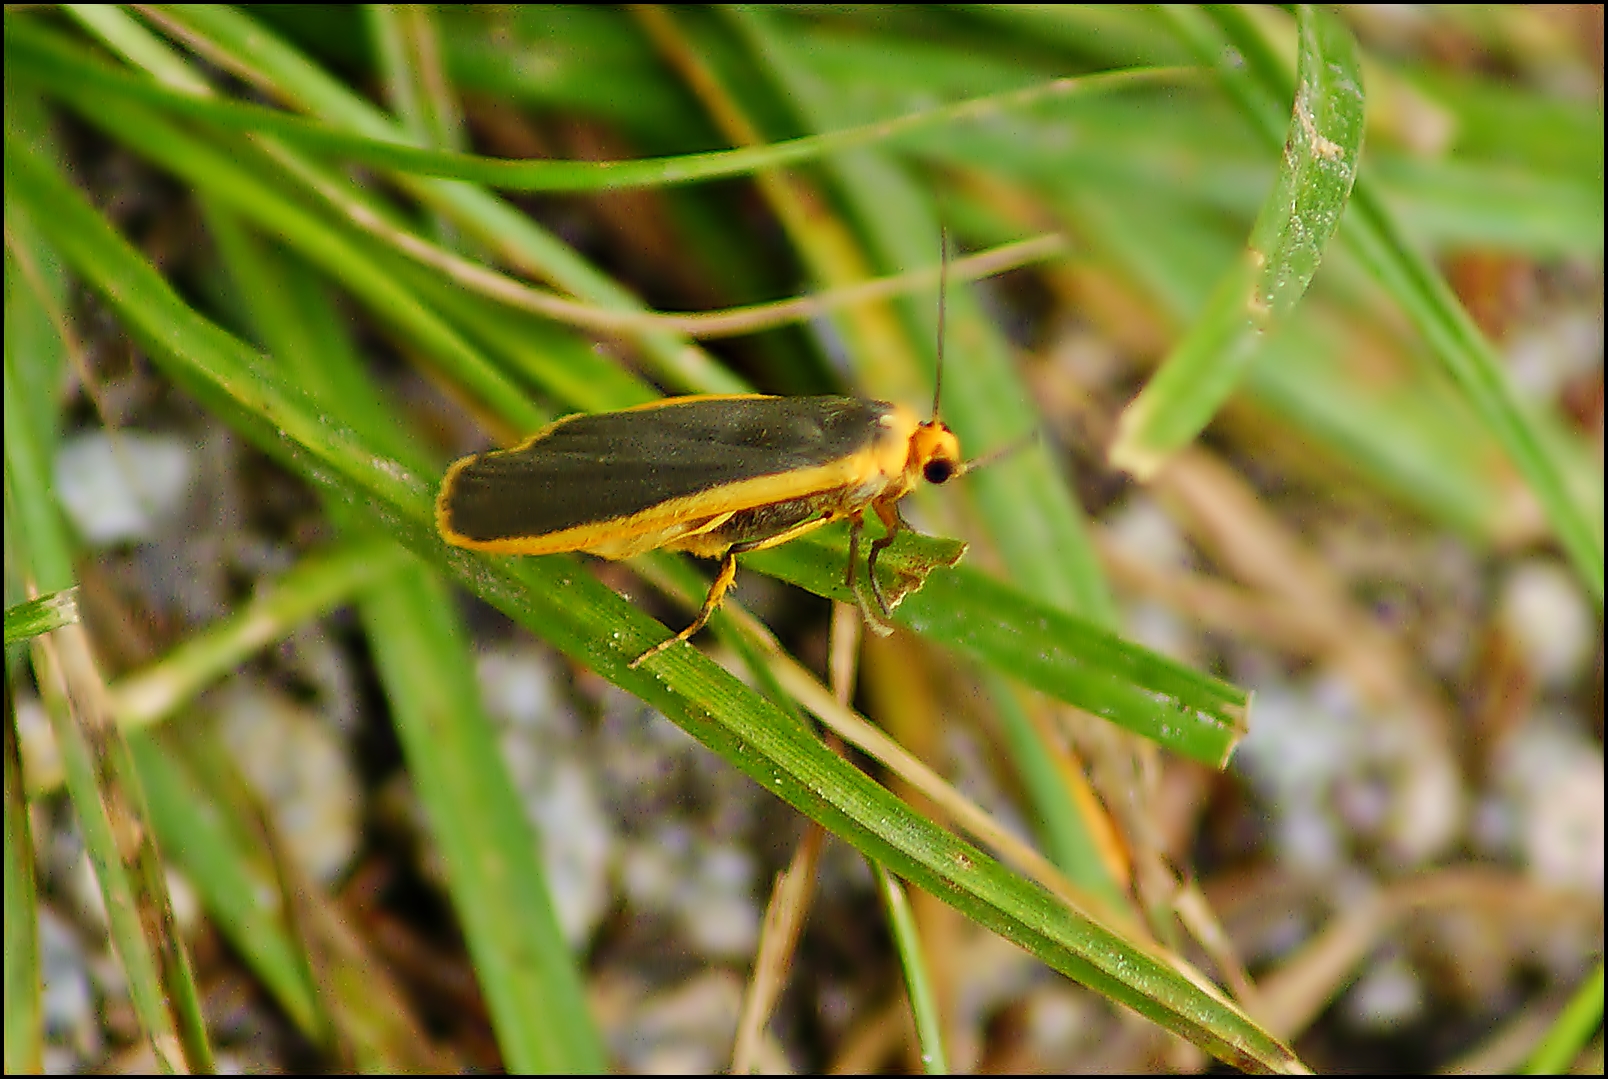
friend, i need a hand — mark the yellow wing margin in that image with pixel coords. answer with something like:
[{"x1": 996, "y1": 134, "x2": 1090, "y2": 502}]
[{"x1": 437, "y1": 438, "x2": 899, "y2": 557}]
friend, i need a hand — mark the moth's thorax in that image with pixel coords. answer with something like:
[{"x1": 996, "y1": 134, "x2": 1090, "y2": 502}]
[{"x1": 873, "y1": 405, "x2": 920, "y2": 463}]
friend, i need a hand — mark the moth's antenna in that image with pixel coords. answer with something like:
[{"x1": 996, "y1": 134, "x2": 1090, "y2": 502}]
[
  {"x1": 958, "y1": 429, "x2": 1039, "y2": 476},
  {"x1": 931, "y1": 226, "x2": 949, "y2": 424}
]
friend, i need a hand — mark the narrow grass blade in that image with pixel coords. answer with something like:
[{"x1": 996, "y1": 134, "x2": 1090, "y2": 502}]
[
  {"x1": 4, "y1": 587, "x2": 80, "y2": 645},
  {"x1": 1110, "y1": 5, "x2": 1365, "y2": 478},
  {"x1": 6, "y1": 18, "x2": 1181, "y2": 194}
]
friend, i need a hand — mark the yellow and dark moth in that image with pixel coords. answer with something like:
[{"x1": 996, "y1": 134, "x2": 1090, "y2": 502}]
[{"x1": 436, "y1": 393, "x2": 963, "y2": 666}]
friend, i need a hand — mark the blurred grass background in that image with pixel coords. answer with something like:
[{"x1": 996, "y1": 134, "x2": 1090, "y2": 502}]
[{"x1": 4, "y1": 4, "x2": 1602, "y2": 1074}]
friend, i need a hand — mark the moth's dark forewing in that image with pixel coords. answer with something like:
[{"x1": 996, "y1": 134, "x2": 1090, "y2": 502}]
[{"x1": 443, "y1": 396, "x2": 894, "y2": 543}]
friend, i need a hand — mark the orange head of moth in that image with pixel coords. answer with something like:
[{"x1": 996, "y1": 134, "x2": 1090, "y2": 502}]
[{"x1": 906, "y1": 418, "x2": 962, "y2": 490}]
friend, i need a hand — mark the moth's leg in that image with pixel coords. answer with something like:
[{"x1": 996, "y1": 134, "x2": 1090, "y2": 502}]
[
  {"x1": 866, "y1": 499, "x2": 907, "y2": 620},
  {"x1": 845, "y1": 515, "x2": 865, "y2": 592},
  {"x1": 628, "y1": 513, "x2": 831, "y2": 667},
  {"x1": 629, "y1": 547, "x2": 741, "y2": 668}
]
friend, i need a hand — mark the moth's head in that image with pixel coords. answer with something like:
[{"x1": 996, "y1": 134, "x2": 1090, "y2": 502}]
[{"x1": 909, "y1": 420, "x2": 962, "y2": 487}]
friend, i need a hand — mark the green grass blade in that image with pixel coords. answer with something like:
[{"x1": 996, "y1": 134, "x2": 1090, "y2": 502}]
[
  {"x1": 5, "y1": 290, "x2": 213, "y2": 1074},
  {"x1": 4, "y1": 680, "x2": 43, "y2": 1074},
  {"x1": 1111, "y1": 5, "x2": 1365, "y2": 478},
  {"x1": 212, "y1": 206, "x2": 605, "y2": 1070},
  {"x1": 1524, "y1": 960, "x2": 1605, "y2": 1074},
  {"x1": 876, "y1": 870, "x2": 949, "y2": 1075},
  {"x1": 127, "y1": 737, "x2": 322, "y2": 1039},
  {"x1": 1193, "y1": 5, "x2": 1603, "y2": 604},
  {"x1": 6, "y1": 17, "x2": 1179, "y2": 194},
  {"x1": 4, "y1": 588, "x2": 80, "y2": 645},
  {"x1": 1345, "y1": 183, "x2": 1605, "y2": 602}
]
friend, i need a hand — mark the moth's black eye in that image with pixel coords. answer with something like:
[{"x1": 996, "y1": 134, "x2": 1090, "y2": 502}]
[{"x1": 924, "y1": 459, "x2": 956, "y2": 485}]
